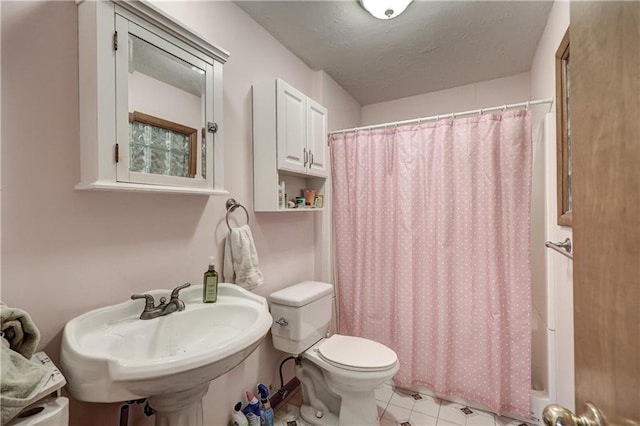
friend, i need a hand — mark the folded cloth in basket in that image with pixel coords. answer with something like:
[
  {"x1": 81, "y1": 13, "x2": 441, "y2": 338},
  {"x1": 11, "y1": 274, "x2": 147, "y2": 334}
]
[
  {"x1": 0, "y1": 301, "x2": 51, "y2": 424},
  {"x1": 1, "y1": 341, "x2": 52, "y2": 424},
  {"x1": 0, "y1": 301, "x2": 40, "y2": 359}
]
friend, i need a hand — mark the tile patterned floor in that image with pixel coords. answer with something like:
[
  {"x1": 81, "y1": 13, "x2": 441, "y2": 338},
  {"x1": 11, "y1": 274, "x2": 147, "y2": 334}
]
[{"x1": 274, "y1": 383, "x2": 535, "y2": 426}]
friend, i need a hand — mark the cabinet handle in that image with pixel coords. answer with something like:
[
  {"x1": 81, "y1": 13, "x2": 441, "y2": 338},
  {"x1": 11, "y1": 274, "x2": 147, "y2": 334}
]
[
  {"x1": 309, "y1": 152, "x2": 314, "y2": 167},
  {"x1": 303, "y1": 148, "x2": 308, "y2": 167}
]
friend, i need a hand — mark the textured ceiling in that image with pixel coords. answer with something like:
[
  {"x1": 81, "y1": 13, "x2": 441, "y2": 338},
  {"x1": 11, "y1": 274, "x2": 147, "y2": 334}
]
[{"x1": 235, "y1": 1, "x2": 553, "y2": 105}]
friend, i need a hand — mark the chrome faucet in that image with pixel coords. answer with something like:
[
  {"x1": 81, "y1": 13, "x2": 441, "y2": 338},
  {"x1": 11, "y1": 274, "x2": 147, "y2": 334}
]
[{"x1": 131, "y1": 282, "x2": 191, "y2": 320}]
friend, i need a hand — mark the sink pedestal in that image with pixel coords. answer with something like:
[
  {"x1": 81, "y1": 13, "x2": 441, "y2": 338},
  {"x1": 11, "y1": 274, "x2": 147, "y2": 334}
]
[{"x1": 147, "y1": 382, "x2": 210, "y2": 426}]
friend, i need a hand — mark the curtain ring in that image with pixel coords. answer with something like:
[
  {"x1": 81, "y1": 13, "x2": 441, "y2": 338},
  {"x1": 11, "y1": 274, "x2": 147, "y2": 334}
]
[
  {"x1": 436, "y1": 114, "x2": 439, "y2": 121},
  {"x1": 526, "y1": 101, "x2": 530, "y2": 110},
  {"x1": 452, "y1": 112, "x2": 457, "y2": 119},
  {"x1": 502, "y1": 104, "x2": 507, "y2": 112},
  {"x1": 478, "y1": 108, "x2": 483, "y2": 116}
]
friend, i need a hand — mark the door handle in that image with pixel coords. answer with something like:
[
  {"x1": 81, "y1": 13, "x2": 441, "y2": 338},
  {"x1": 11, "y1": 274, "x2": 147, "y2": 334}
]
[{"x1": 543, "y1": 403, "x2": 606, "y2": 426}]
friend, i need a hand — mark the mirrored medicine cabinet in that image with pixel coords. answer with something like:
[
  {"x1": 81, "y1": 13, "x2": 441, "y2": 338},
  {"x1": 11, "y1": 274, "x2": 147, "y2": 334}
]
[{"x1": 76, "y1": 0, "x2": 229, "y2": 195}]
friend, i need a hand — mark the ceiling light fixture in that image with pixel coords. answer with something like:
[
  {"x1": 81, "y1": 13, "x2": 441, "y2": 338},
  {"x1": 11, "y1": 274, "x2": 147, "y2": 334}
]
[{"x1": 360, "y1": 0, "x2": 413, "y2": 20}]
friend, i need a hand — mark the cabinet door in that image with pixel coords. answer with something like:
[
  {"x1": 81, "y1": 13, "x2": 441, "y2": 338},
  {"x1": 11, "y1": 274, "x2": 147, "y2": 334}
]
[
  {"x1": 114, "y1": 15, "x2": 214, "y2": 190},
  {"x1": 276, "y1": 80, "x2": 307, "y2": 174},
  {"x1": 306, "y1": 97, "x2": 328, "y2": 178}
]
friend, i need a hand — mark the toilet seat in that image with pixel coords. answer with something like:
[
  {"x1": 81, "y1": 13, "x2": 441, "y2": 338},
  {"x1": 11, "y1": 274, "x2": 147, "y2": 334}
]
[{"x1": 317, "y1": 334, "x2": 397, "y2": 372}]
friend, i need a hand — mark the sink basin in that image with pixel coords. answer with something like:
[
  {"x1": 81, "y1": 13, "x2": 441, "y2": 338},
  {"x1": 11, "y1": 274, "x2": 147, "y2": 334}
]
[{"x1": 60, "y1": 283, "x2": 272, "y2": 404}]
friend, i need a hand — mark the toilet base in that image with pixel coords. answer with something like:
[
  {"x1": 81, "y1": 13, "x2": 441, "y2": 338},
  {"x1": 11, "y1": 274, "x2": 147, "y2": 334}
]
[
  {"x1": 299, "y1": 404, "x2": 339, "y2": 426},
  {"x1": 296, "y1": 347, "x2": 390, "y2": 426},
  {"x1": 332, "y1": 389, "x2": 378, "y2": 426}
]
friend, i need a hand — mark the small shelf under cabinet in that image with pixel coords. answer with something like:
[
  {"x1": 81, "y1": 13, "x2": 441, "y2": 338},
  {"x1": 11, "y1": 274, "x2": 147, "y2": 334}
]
[
  {"x1": 252, "y1": 79, "x2": 328, "y2": 213},
  {"x1": 255, "y1": 171, "x2": 326, "y2": 212}
]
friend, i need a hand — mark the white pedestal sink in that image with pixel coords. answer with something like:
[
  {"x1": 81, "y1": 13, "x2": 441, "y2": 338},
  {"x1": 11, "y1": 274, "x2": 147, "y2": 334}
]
[{"x1": 60, "y1": 284, "x2": 272, "y2": 426}]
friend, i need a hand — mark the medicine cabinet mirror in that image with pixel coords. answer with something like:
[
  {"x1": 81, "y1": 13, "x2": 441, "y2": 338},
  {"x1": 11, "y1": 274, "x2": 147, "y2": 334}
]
[{"x1": 76, "y1": 0, "x2": 229, "y2": 195}]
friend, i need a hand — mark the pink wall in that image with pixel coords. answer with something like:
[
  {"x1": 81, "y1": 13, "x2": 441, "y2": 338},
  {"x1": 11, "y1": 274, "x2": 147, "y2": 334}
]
[
  {"x1": 0, "y1": 1, "x2": 359, "y2": 425},
  {"x1": 314, "y1": 70, "x2": 361, "y2": 285},
  {"x1": 318, "y1": 70, "x2": 362, "y2": 133},
  {"x1": 361, "y1": 72, "x2": 531, "y2": 125}
]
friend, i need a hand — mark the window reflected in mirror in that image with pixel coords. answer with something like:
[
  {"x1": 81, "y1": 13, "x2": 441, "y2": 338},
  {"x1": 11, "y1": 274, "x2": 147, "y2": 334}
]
[
  {"x1": 127, "y1": 33, "x2": 206, "y2": 179},
  {"x1": 129, "y1": 112, "x2": 197, "y2": 178},
  {"x1": 556, "y1": 28, "x2": 572, "y2": 227}
]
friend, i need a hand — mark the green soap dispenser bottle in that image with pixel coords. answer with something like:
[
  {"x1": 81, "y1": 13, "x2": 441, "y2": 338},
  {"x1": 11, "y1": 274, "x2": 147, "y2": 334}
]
[{"x1": 203, "y1": 256, "x2": 218, "y2": 303}]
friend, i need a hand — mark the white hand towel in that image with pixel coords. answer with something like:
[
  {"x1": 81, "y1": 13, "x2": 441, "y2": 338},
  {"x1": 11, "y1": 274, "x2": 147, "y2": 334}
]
[{"x1": 224, "y1": 225, "x2": 264, "y2": 290}]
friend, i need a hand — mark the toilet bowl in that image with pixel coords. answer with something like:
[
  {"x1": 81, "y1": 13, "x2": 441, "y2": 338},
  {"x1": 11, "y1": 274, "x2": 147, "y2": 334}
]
[
  {"x1": 299, "y1": 335, "x2": 399, "y2": 425},
  {"x1": 269, "y1": 281, "x2": 399, "y2": 426}
]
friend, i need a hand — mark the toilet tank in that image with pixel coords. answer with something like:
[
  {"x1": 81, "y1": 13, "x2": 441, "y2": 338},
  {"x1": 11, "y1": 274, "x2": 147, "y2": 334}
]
[{"x1": 269, "y1": 281, "x2": 334, "y2": 355}]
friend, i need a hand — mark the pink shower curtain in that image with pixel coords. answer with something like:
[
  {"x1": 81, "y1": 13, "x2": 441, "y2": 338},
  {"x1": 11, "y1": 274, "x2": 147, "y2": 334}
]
[{"x1": 330, "y1": 110, "x2": 532, "y2": 416}]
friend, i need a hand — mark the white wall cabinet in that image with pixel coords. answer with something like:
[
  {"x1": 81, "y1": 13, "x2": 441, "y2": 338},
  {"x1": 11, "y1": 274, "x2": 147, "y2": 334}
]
[
  {"x1": 306, "y1": 97, "x2": 329, "y2": 177},
  {"x1": 253, "y1": 79, "x2": 328, "y2": 212},
  {"x1": 271, "y1": 79, "x2": 328, "y2": 178},
  {"x1": 76, "y1": 0, "x2": 229, "y2": 195},
  {"x1": 275, "y1": 82, "x2": 307, "y2": 174}
]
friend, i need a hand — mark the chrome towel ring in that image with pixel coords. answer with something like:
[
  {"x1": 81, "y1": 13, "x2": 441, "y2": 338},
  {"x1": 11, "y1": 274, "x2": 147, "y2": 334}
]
[{"x1": 225, "y1": 198, "x2": 249, "y2": 231}]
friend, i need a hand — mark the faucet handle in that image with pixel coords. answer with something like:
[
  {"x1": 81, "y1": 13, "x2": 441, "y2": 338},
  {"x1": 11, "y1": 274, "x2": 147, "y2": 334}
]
[
  {"x1": 170, "y1": 282, "x2": 191, "y2": 300},
  {"x1": 131, "y1": 294, "x2": 156, "y2": 310}
]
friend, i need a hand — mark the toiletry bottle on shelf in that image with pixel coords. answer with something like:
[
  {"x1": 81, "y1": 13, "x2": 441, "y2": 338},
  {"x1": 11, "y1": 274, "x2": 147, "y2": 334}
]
[
  {"x1": 257, "y1": 384, "x2": 274, "y2": 426},
  {"x1": 203, "y1": 256, "x2": 218, "y2": 303},
  {"x1": 231, "y1": 402, "x2": 249, "y2": 426}
]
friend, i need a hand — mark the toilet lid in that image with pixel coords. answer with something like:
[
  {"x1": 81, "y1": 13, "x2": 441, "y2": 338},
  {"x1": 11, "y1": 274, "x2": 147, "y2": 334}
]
[{"x1": 318, "y1": 335, "x2": 397, "y2": 371}]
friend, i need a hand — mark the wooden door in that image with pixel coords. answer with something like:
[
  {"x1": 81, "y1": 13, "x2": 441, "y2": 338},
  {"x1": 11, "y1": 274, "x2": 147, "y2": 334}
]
[{"x1": 570, "y1": 1, "x2": 639, "y2": 424}]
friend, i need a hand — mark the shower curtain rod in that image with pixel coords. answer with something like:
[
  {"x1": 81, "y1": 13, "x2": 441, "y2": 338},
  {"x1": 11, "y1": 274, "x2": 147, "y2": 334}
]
[{"x1": 328, "y1": 98, "x2": 554, "y2": 136}]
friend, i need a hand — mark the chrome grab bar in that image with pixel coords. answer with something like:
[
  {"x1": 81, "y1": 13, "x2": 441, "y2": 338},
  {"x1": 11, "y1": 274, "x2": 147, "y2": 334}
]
[{"x1": 545, "y1": 237, "x2": 573, "y2": 260}]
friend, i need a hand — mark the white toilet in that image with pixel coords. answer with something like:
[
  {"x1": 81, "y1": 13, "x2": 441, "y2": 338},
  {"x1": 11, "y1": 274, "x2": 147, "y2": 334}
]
[{"x1": 269, "y1": 281, "x2": 399, "y2": 426}]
